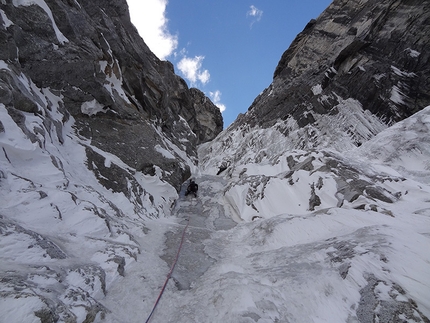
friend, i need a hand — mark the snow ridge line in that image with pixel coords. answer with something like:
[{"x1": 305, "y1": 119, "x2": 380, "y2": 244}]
[{"x1": 145, "y1": 217, "x2": 190, "y2": 323}]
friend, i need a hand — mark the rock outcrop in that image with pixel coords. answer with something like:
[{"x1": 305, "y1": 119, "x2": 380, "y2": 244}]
[
  {"x1": 231, "y1": 0, "x2": 429, "y2": 147},
  {"x1": 1, "y1": 0, "x2": 429, "y2": 321},
  {"x1": 190, "y1": 88, "x2": 223, "y2": 144},
  {"x1": 0, "y1": 0, "x2": 222, "y2": 191},
  {"x1": 0, "y1": 0, "x2": 222, "y2": 321}
]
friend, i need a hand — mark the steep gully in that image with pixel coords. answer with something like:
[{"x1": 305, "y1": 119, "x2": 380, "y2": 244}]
[
  {"x1": 99, "y1": 174, "x2": 236, "y2": 322},
  {"x1": 97, "y1": 159, "x2": 430, "y2": 322},
  {"x1": 162, "y1": 174, "x2": 237, "y2": 292}
]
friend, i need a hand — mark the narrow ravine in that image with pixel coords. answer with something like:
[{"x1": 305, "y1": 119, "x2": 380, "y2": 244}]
[
  {"x1": 99, "y1": 167, "x2": 430, "y2": 323},
  {"x1": 162, "y1": 175, "x2": 237, "y2": 291},
  {"x1": 99, "y1": 174, "x2": 237, "y2": 322}
]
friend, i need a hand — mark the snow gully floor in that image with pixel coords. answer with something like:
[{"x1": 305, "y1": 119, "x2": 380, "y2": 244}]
[
  {"x1": 100, "y1": 173, "x2": 430, "y2": 323},
  {"x1": 161, "y1": 175, "x2": 236, "y2": 291},
  {"x1": 100, "y1": 174, "x2": 238, "y2": 322}
]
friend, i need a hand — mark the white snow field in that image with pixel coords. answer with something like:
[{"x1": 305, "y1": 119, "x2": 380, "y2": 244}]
[
  {"x1": 1, "y1": 67, "x2": 429, "y2": 323},
  {"x1": 101, "y1": 107, "x2": 430, "y2": 322}
]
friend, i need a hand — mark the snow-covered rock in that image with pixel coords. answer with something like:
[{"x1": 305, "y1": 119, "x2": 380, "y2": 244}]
[
  {"x1": 1, "y1": 0, "x2": 429, "y2": 322},
  {"x1": 101, "y1": 107, "x2": 430, "y2": 321},
  {"x1": 0, "y1": 0, "x2": 221, "y2": 321},
  {"x1": 189, "y1": 107, "x2": 430, "y2": 322},
  {"x1": 236, "y1": 0, "x2": 430, "y2": 134},
  {"x1": 0, "y1": 91, "x2": 176, "y2": 320}
]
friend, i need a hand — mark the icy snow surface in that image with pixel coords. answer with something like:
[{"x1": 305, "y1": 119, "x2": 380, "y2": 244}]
[
  {"x1": 1, "y1": 61, "x2": 429, "y2": 323},
  {"x1": 0, "y1": 67, "x2": 178, "y2": 322},
  {"x1": 100, "y1": 107, "x2": 430, "y2": 322}
]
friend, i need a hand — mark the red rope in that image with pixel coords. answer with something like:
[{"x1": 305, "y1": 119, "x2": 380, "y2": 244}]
[{"x1": 144, "y1": 218, "x2": 190, "y2": 323}]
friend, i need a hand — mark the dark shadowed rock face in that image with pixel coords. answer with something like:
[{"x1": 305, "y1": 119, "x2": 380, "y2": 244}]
[
  {"x1": 0, "y1": 0, "x2": 222, "y2": 191},
  {"x1": 190, "y1": 88, "x2": 223, "y2": 144},
  {"x1": 234, "y1": 0, "x2": 429, "y2": 134}
]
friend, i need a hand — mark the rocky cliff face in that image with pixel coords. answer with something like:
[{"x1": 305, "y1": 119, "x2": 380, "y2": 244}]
[
  {"x1": 1, "y1": 0, "x2": 429, "y2": 321},
  {"x1": 0, "y1": 0, "x2": 222, "y2": 320},
  {"x1": 0, "y1": 0, "x2": 222, "y2": 192},
  {"x1": 190, "y1": 88, "x2": 223, "y2": 144},
  {"x1": 230, "y1": 0, "x2": 429, "y2": 149}
]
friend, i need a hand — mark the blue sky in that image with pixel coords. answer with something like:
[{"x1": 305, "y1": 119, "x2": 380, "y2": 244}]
[{"x1": 127, "y1": 0, "x2": 333, "y2": 127}]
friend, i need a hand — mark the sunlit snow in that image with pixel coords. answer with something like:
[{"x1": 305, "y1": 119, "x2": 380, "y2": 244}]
[{"x1": 1, "y1": 56, "x2": 429, "y2": 322}]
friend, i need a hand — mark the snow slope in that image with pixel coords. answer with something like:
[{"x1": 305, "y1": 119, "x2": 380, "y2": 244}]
[
  {"x1": 99, "y1": 107, "x2": 430, "y2": 322},
  {"x1": 356, "y1": 106, "x2": 430, "y2": 184},
  {"x1": 0, "y1": 65, "x2": 180, "y2": 321},
  {"x1": 1, "y1": 59, "x2": 429, "y2": 321}
]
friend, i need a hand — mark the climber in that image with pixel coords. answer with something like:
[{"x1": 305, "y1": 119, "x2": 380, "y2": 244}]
[{"x1": 185, "y1": 179, "x2": 198, "y2": 197}]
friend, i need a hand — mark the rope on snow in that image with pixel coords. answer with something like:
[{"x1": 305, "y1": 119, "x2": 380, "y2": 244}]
[{"x1": 144, "y1": 217, "x2": 190, "y2": 323}]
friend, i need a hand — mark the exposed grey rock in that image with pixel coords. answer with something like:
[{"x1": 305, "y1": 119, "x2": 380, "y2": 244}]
[
  {"x1": 321, "y1": 152, "x2": 398, "y2": 204},
  {"x1": 230, "y1": 0, "x2": 429, "y2": 146},
  {"x1": 84, "y1": 145, "x2": 158, "y2": 210},
  {"x1": 112, "y1": 256, "x2": 126, "y2": 277},
  {"x1": 308, "y1": 183, "x2": 321, "y2": 211},
  {"x1": 34, "y1": 308, "x2": 59, "y2": 323},
  {"x1": 357, "y1": 274, "x2": 430, "y2": 323},
  {"x1": 338, "y1": 262, "x2": 351, "y2": 279},
  {"x1": 190, "y1": 88, "x2": 223, "y2": 144},
  {"x1": 0, "y1": 0, "x2": 222, "y2": 191}
]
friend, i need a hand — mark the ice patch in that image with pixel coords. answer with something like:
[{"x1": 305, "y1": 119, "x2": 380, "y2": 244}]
[
  {"x1": 81, "y1": 99, "x2": 105, "y2": 116},
  {"x1": 155, "y1": 144, "x2": 176, "y2": 159},
  {"x1": 12, "y1": 0, "x2": 68, "y2": 44},
  {"x1": 0, "y1": 60, "x2": 10, "y2": 71},
  {"x1": 0, "y1": 9, "x2": 13, "y2": 28},
  {"x1": 405, "y1": 48, "x2": 420, "y2": 58},
  {"x1": 312, "y1": 84, "x2": 323, "y2": 95},
  {"x1": 390, "y1": 85, "x2": 405, "y2": 104},
  {"x1": 391, "y1": 65, "x2": 416, "y2": 78}
]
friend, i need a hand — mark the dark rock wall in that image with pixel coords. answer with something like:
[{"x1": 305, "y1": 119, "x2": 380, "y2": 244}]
[
  {"x1": 190, "y1": 88, "x2": 223, "y2": 144},
  {"x1": 0, "y1": 0, "x2": 222, "y2": 190},
  {"x1": 237, "y1": 0, "x2": 430, "y2": 130}
]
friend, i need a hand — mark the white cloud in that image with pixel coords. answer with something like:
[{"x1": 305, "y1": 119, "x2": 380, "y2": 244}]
[
  {"x1": 247, "y1": 5, "x2": 263, "y2": 28},
  {"x1": 247, "y1": 5, "x2": 263, "y2": 19},
  {"x1": 209, "y1": 90, "x2": 226, "y2": 113},
  {"x1": 177, "y1": 56, "x2": 210, "y2": 86},
  {"x1": 127, "y1": 0, "x2": 220, "y2": 111},
  {"x1": 127, "y1": 0, "x2": 177, "y2": 60}
]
